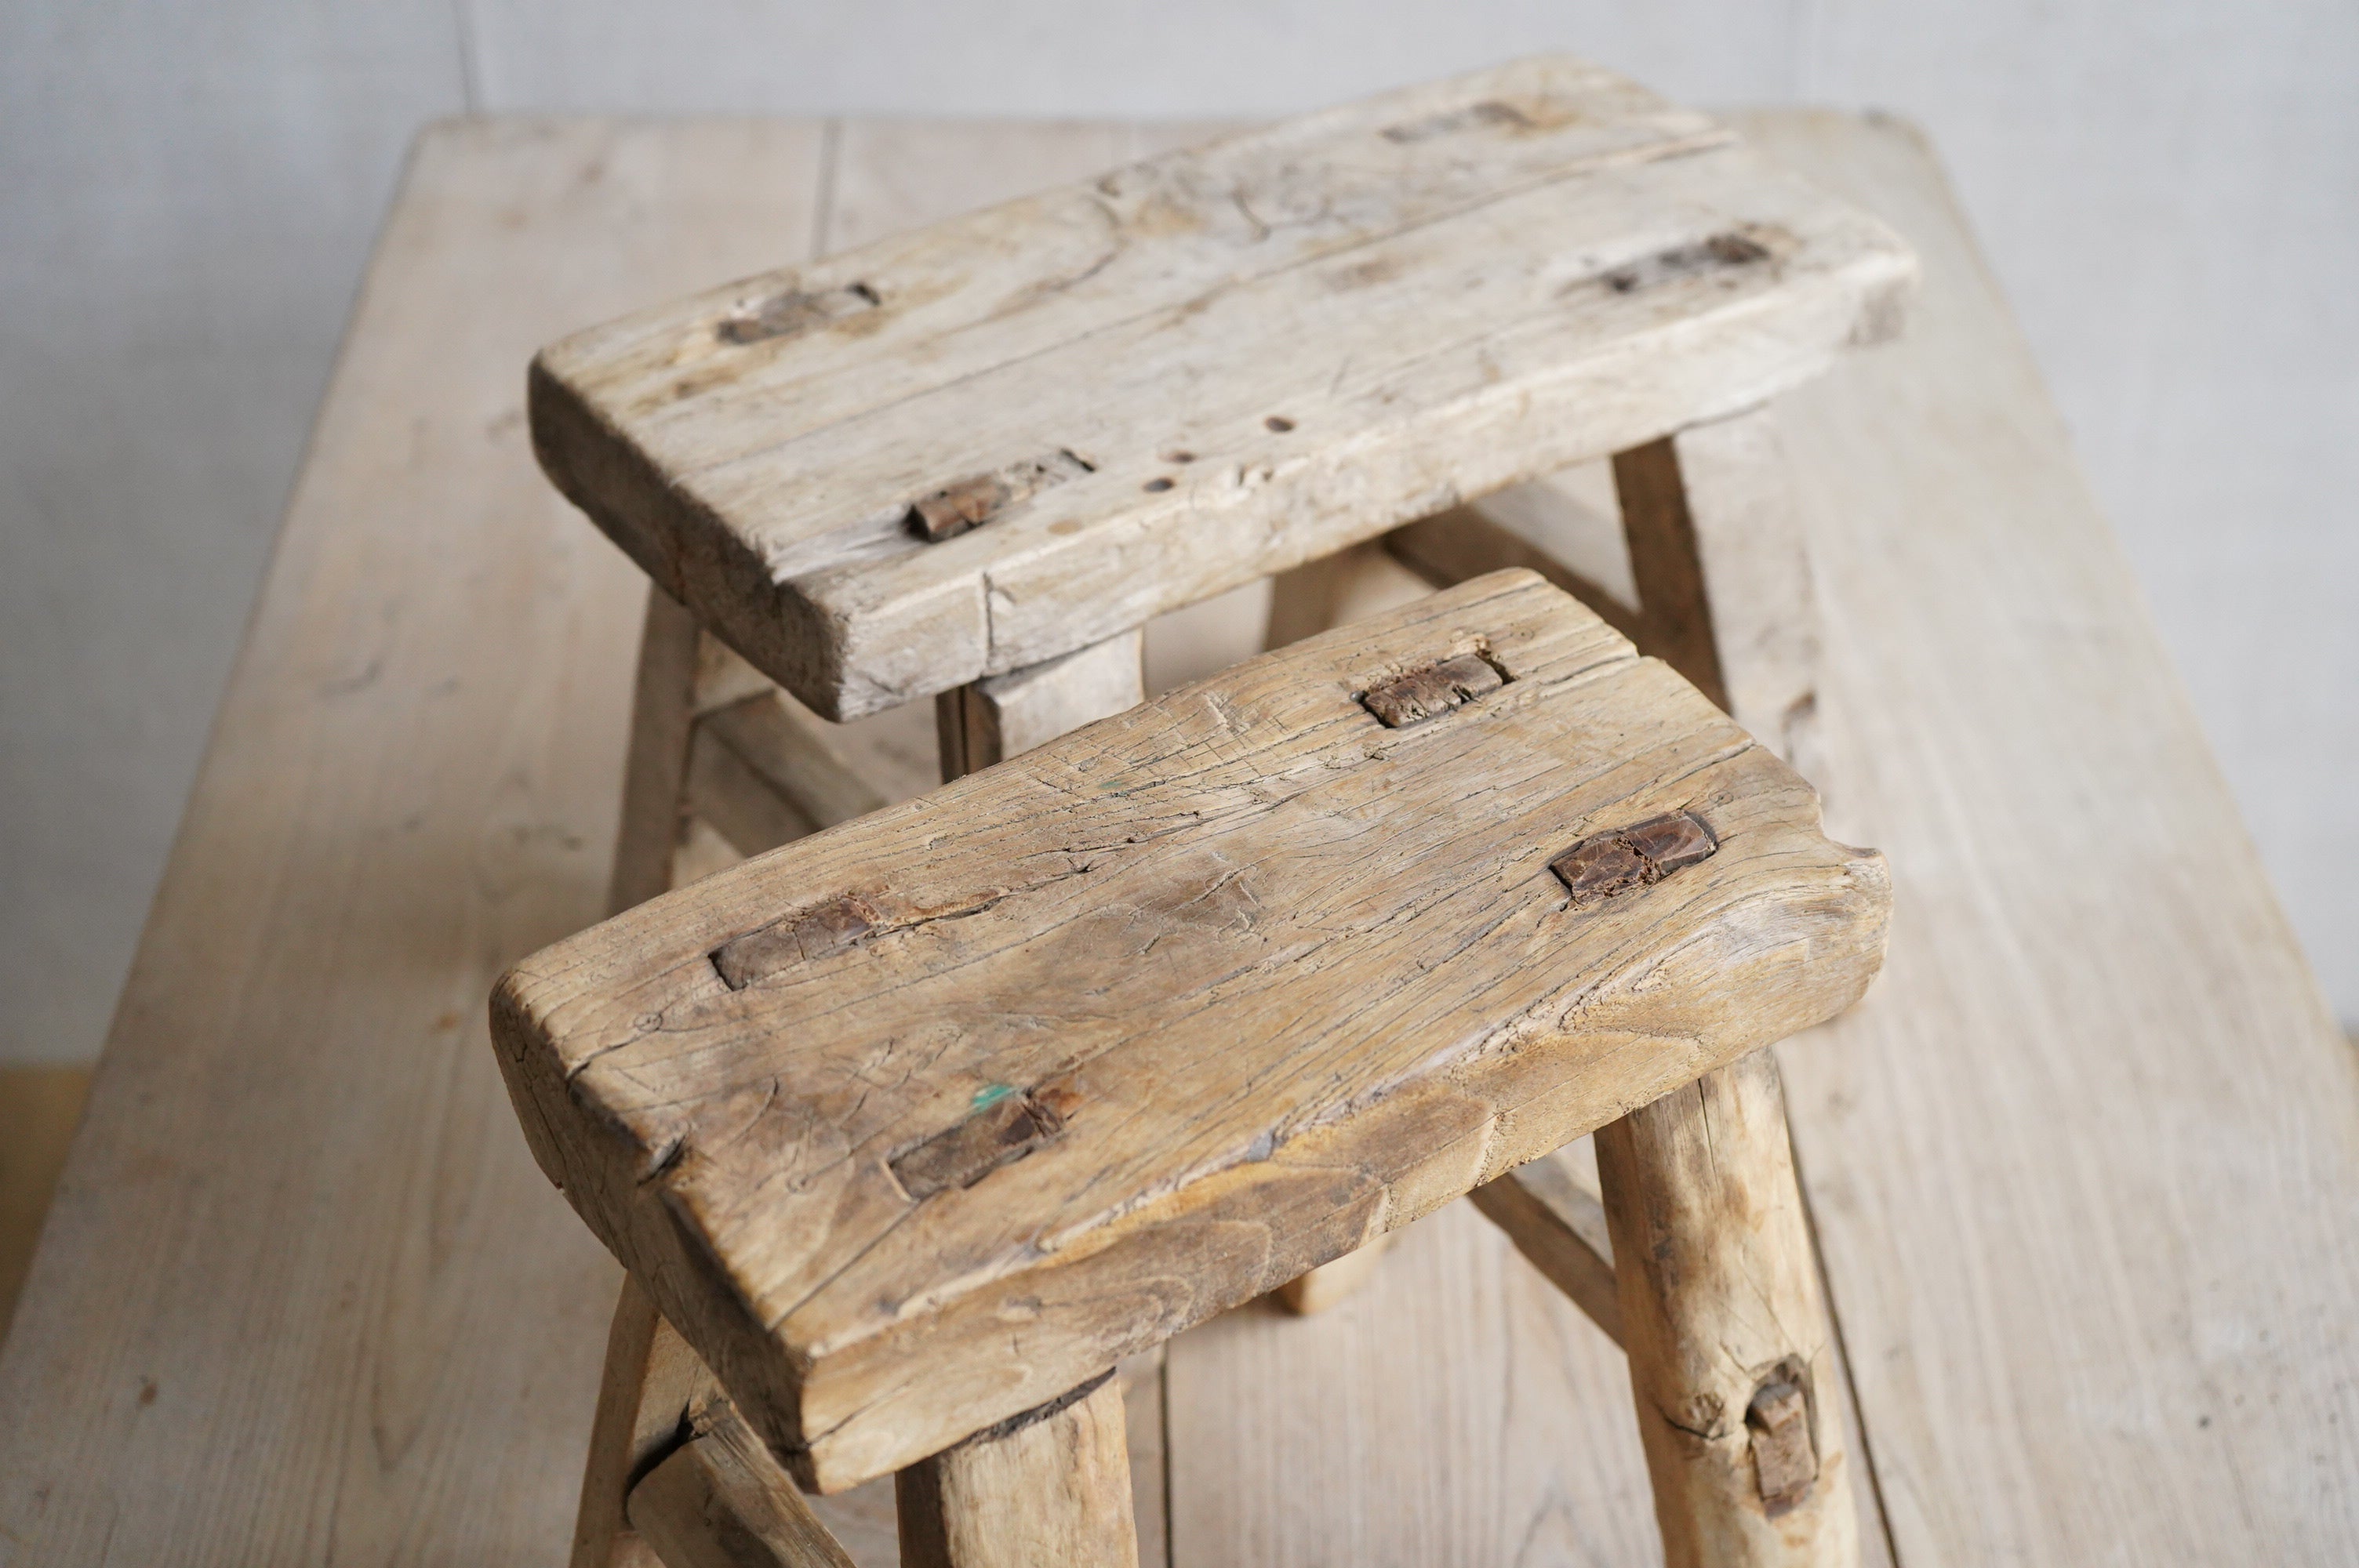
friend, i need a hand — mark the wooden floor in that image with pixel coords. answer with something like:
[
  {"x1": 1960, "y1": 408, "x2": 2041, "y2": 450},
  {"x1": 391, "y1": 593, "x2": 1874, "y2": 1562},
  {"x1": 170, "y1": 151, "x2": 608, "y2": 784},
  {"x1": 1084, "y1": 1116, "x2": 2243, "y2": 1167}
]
[{"x1": 0, "y1": 110, "x2": 2353, "y2": 1566}]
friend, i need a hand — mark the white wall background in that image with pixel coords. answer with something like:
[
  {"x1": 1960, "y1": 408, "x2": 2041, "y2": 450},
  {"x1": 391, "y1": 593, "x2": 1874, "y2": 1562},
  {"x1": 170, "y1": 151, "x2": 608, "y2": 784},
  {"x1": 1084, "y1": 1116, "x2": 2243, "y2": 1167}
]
[{"x1": 2, "y1": 1, "x2": 2352, "y2": 1062}]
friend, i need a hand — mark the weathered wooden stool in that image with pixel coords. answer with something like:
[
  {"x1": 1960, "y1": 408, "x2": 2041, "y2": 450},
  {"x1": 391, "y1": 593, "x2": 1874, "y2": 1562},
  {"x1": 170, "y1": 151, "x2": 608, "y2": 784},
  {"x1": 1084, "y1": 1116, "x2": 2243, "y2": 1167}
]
[
  {"x1": 510, "y1": 53, "x2": 1915, "y2": 1567},
  {"x1": 499, "y1": 572, "x2": 1891, "y2": 1567}
]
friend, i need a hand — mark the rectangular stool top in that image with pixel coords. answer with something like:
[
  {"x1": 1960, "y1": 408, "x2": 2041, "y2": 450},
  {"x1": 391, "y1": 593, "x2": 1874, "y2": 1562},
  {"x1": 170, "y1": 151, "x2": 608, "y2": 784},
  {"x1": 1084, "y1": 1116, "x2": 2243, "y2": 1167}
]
[
  {"x1": 529, "y1": 56, "x2": 1916, "y2": 719},
  {"x1": 493, "y1": 571, "x2": 1891, "y2": 1490}
]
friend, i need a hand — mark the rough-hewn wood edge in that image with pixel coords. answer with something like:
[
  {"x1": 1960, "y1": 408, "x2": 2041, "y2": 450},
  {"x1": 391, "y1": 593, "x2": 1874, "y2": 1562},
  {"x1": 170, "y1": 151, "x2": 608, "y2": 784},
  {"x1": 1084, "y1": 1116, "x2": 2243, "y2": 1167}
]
[
  {"x1": 806, "y1": 245, "x2": 1916, "y2": 716},
  {"x1": 786, "y1": 843, "x2": 1885, "y2": 1490},
  {"x1": 531, "y1": 96, "x2": 1917, "y2": 723},
  {"x1": 491, "y1": 573, "x2": 1892, "y2": 1493},
  {"x1": 529, "y1": 355, "x2": 860, "y2": 719},
  {"x1": 495, "y1": 827, "x2": 1888, "y2": 1490}
]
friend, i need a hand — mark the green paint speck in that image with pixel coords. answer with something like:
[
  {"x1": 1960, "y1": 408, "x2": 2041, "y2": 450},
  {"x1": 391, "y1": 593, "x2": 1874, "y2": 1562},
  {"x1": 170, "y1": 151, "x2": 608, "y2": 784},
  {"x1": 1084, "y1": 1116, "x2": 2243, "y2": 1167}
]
[{"x1": 971, "y1": 1082, "x2": 1016, "y2": 1111}]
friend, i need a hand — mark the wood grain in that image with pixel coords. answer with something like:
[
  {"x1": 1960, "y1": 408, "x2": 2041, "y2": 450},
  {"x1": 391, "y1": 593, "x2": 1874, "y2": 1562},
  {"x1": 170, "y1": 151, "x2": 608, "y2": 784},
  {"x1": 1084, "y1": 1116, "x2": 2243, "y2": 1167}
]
[
  {"x1": 1734, "y1": 107, "x2": 2359, "y2": 1565},
  {"x1": 1260, "y1": 532, "x2": 1434, "y2": 1318},
  {"x1": 1596, "y1": 1049, "x2": 1858, "y2": 1566},
  {"x1": 895, "y1": 1377, "x2": 1140, "y2": 1568},
  {"x1": 494, "y1": 570, "x2": 1889, "y2": 1492},
  {"x1": 0, "y1": 118, "x2": 830, "y2": 1566},
  {"x1": 6, "y1": 108, "x2": 2354, "y2": 1568},
  {"x1": 530, "y1": 58, "x2": 1914, "y2": 720}
]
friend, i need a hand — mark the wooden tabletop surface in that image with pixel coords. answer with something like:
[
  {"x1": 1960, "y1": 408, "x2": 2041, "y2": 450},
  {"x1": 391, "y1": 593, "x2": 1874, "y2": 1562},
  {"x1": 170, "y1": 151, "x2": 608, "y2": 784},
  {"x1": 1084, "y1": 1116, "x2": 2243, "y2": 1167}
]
[{"x1": 0, "y1": 110, "x2": 2351, "y2": 1567}]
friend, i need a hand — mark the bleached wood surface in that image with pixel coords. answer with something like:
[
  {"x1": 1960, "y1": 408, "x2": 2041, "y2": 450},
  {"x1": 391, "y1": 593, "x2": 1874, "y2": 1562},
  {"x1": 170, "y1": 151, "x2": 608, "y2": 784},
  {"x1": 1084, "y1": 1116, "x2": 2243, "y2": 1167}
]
[
  {"x1": 530, "y1": 58, "x2": 1913, "y2": 720},
  {"x1": 0, "y1": 109, "x2": 2352, "y2": 1568},
  {"x1": 1736, "y1": 109, "x2": 2359, "y2": 1565}
]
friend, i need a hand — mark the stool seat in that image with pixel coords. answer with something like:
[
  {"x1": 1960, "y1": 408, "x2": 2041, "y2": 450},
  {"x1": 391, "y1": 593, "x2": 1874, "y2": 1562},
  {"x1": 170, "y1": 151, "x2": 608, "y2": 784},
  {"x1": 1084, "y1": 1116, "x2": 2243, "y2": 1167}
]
[
  {"x1": 528, "y1": 56, "x2": 1914, "y2": 720},
  {"x1": 493, "y1": 570, "x2": 1889, "y2": 1495}
]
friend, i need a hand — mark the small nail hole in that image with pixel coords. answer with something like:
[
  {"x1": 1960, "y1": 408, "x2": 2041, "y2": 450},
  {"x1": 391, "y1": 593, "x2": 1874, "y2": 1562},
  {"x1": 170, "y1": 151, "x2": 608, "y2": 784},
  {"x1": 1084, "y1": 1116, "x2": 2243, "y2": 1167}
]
[
  {"x1": 1143, "y1": 477, "x2": 1174, "y2": 492},
  {"x1": 1264, "y1": 416, "x2": 1295, "y2": 433},
  {"x1": 1163, "y1": 449, "x2": 1196, "y2": 463}
]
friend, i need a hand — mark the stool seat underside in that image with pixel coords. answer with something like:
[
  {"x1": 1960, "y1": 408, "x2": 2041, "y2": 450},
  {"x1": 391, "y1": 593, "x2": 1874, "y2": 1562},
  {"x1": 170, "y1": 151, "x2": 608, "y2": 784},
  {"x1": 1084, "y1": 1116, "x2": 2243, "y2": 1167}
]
[
  {"x1": 529, "y1": 56, "x2": 1914, "y2": 720},
  {"x1": 493, "y1": 571, "x2": 1890, "y2": 1491}
]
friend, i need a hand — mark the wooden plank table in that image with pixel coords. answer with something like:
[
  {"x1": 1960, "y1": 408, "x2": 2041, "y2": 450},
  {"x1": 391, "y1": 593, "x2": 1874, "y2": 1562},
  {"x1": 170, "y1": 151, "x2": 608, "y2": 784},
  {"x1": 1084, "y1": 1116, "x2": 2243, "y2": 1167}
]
[{"x1": 1, "y1": 109, "x2": 2353, "y2": 1567}]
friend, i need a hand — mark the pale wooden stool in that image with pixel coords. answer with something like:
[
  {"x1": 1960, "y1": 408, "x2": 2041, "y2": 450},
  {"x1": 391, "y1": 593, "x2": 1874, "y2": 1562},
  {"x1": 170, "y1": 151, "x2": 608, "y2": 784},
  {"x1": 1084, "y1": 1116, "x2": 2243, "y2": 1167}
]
[
  {"x1": 499, "y1": 572, "x2": 1891, "y2": 1568},
  {"x1": 513, "y1": 54, "x2": 1914, "y2": 1568}
]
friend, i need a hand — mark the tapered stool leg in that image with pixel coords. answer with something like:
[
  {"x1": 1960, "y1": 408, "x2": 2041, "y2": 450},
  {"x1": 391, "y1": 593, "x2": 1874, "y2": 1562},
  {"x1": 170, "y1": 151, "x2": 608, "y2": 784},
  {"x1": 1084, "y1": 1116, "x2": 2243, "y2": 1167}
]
[{"x1": 1594, "y1": 1049, "x2": 1857, "y2": 1567}]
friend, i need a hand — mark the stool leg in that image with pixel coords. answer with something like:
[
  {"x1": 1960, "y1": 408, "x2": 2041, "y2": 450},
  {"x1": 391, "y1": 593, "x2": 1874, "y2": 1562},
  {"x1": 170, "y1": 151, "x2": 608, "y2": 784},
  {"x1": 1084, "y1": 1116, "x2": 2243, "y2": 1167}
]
[
  {"x1": 935, "y1": 629, "x2": 1145, "y2": 780},
  {"x1": 1469, "y1": 1148, "x2": 1622, "y2": 1346},
  {"x1": 894, "y1": 1375, "x2": 1140, "y2": 1568},
  {"x1": 609, "y1": 586, "x2": 703, "y2": 913},
  {"x1": 572, "y1": 1279, "x2": 707, "y2": 1568},
  {"x1": 576, "y1": 587, "x2": 868, "y2": 1568},
  {"x1": 1270, "y1": 1229, "x2": 1394, "y2": 1315},
  {"x1": 1594, "y1": 1050, "x2": 1857, "y2": 1567},
  {"x1": 1609, "y1": 408, "x2": 1856, "y2": 1564},
  {"x1": 630, "y1": 1378, "x2": 860, "y2": 1568},
  {"x1": 1611, "y1": 405, "x2": 1824, "y2": 776}
]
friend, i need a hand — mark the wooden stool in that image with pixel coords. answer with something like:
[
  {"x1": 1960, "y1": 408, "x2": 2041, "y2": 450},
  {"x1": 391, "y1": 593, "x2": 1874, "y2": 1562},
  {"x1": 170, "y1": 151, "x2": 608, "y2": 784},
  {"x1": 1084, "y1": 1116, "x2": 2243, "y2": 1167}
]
[
  {"x1": 511, "y1": 53, "x2": 1915, "y2": 1567},
  {"x1": 497, "y1": 572, "x2": 1890, "y2": 1565}
]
